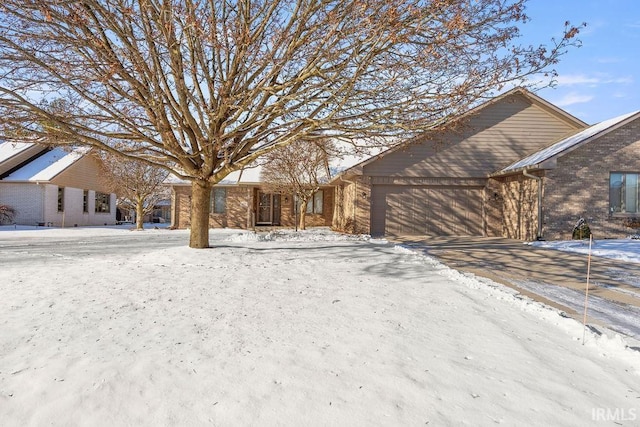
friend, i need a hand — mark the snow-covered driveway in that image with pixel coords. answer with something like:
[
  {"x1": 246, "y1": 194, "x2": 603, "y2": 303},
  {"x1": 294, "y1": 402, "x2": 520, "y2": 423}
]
[{"x1": 1, "y1": 227, "x2": 639, "y2": 426}]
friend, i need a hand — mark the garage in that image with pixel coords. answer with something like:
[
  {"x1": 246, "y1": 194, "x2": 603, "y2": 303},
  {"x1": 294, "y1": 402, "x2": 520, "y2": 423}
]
[{"x1": 371, "y1": 185, "x2": 484, "y2": 236}]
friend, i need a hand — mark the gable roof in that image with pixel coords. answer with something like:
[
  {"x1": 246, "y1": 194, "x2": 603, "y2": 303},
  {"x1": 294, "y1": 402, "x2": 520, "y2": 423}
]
[
  {"x1": 1, "y1": 144, "x2": 86, "y2": 182},
  {"x1": 0, "y1": 141, "x2": 37, "y2": 163},
  {"x1": 498, "y1": 110, "x2": 640, "y2": 175},
  {"x1": 329, "y1": 87, "x2": 588, "y2": 182}
]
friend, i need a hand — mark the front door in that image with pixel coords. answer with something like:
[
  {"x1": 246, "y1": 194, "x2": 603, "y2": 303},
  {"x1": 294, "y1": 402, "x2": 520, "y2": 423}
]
[{"x1": 257, "y1": 192, "x2": 281, "y2": 225}]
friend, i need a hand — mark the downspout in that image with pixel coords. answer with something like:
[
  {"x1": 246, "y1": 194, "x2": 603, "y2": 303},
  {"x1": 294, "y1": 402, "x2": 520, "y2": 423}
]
[{"x1": 523, "y1": 169, "x2": 543, "y2": 240}]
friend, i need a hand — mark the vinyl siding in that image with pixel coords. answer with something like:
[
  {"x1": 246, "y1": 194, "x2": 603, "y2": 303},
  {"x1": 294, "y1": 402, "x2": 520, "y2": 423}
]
[
  {"x1": 363, "y1": 93, "x2": 581, "y2": 178},
  {"x1": 51, "y1": 155, "x2": 111, "y2": 193}
]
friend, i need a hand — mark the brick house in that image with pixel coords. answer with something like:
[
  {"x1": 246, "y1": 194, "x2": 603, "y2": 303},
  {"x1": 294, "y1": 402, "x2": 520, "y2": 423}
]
[
  {"x1": 168, "y1": 166, "x2": 335, "y2": 230},
  {"x1": 332, "y1": 89, "x2": 640, "y2": 240},
  {"x1": 492, "y1": 110, "x2": 640, "y2": 240},
  {"x1": 169, "y1": 88, "x2": 639, "y2": 240},
  {"x1": 0, "y1": 142, "x2": 116, "y2": 226}
]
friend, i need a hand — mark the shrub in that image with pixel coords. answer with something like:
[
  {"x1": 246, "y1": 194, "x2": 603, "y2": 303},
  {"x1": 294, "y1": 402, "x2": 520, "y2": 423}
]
[
  {"x1": 0, "y1": 205, "x2": 17, "y2": 224},
  {"x1": 572, "y1": 217, "x2": 592, "y2": 240}
]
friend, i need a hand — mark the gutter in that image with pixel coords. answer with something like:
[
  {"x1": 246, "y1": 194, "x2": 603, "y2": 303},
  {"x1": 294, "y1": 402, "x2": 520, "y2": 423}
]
[{"x1": 523, "y1": 169, "x2": 543, "y2": 240}]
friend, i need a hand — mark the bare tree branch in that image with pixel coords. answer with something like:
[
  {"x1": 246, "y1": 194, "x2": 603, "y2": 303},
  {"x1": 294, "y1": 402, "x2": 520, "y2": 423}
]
[{"x1": 0, "y1": 0, "x2": 584, "y2": 247}]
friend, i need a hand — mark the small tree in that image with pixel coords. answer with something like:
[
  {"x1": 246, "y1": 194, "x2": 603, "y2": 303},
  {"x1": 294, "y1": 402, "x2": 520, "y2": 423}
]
[
  {"x1": 0, "y1": 205, "x2": 17, "y2": 224},
  {"x1": 261, "y1": 139, "x2": 334, "y2": 230},
  {"x1": 100, "y1": 154, "x2": 169, "y2": 230}
]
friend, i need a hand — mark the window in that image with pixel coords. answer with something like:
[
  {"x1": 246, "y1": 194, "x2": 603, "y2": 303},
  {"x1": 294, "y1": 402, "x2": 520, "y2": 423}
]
[
  {"x1": 610, "y1": 172, "x2": 640, "y2": 214},
  {"x1": 95, "y1": 192, "x2": 111, "y2": 213},
  {"x1": 211, "y1": 188, "x2": 227, "y2": 214},
  {"x1": 83, "y1": 190, "x2": 89, "y2": 213},
  {"x1": 298, "y1": 190, "x2": 323, "y2": 214},
  {"x1": 57, "y1": 187, "x2": 64, "y2": 212}
]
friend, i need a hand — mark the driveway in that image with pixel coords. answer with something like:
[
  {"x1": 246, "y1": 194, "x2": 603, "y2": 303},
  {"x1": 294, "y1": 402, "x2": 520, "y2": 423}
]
[{"x1": 394, "y1": 236, "x2": 640, "y2": 339}]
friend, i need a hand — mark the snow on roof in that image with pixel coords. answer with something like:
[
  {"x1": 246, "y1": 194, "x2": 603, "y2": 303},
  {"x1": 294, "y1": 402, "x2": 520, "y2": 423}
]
[
  {"x1": 502, "y1": 110, "x2": 640, "y2": 172},
  {"x1": 164, "y1": 166, "x2": 262, "y2": 186},
  {"x1": 0, "y1": 141, "x2": 37, "y2": 164},
  {"x1": 165, "y1": 144, "x2": 384, "y2": 186},
  {"x1": 3, "y1": 147, "x2": 85, "y2": 182}
]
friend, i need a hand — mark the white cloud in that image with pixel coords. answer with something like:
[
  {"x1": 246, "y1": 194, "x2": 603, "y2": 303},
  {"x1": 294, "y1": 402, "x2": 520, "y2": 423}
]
[
  {"x1": 554, "y1": 73, "x2": 633, "y2": 87},
  {"x1": 595, "y1": 57, "x2": 623, "y2": 64},
  {"x1": 553, "y1": 92, "x2": 594, "y2": 107},
  {"x1": 607, "y1": 76, "x2": 634, "y2": 84},
  {"x1": 555, "y1": 74, "x2": 600, "y2": 86}
]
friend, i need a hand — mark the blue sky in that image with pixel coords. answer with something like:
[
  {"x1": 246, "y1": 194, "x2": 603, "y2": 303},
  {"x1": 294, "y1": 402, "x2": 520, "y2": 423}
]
[{"x1": 520, "y1": 0, "x2": 639, "y2": 124}]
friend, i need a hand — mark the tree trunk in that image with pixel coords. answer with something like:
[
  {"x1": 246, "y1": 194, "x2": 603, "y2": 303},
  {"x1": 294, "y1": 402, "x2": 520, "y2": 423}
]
[
  {"x1": 299, "y1": 199, "x2": 308, "y2": 230},
  {"x1": 190, "y1": 179, "x2": 212, "y2": 248},
  {"x1": 135, "y1": 197, "x2": 145, "y2": 230}
]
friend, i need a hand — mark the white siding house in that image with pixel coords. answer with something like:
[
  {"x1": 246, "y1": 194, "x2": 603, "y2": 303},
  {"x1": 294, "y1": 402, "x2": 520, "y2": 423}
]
[{"x1": 0, "y1": 142, "x2": 116, "y2": 226}]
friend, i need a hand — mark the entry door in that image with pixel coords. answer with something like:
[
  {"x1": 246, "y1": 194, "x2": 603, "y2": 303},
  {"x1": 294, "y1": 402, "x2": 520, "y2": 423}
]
[{"x1": 257, "y1": 192, "x2": 281, "y2": 225}]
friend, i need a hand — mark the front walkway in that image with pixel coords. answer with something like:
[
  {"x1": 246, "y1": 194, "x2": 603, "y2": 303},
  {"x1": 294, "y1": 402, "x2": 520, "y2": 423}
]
[{"x1": 394, "y1": 236, "x2": 640, "y2": 339}]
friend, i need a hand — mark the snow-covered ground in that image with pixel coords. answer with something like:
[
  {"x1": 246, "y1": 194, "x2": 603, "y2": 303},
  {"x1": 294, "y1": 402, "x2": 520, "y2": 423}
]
[
  {"x1": 522, "y1": 238, "x2": 640, "y2": 340},
  {"x1": 1, "y1": 226, "x2": 639, "y2": 426},
  {"x1": 530, "y1": 238, "x2": 640, "y2": 264}
]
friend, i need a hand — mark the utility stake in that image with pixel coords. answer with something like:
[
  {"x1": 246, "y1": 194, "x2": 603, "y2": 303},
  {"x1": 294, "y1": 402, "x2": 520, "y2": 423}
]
[{"x1": 582, "y1": 234, "x2": 593, "y2": 345}]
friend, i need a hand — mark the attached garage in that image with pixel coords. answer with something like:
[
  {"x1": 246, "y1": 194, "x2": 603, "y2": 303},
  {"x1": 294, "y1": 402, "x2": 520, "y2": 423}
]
[
  {"x1": 330, "y1": 88, "x2": 588, "y2": 239},
  {"x1": 371, "y1": 185, "x2": 484, "y2": 236}
]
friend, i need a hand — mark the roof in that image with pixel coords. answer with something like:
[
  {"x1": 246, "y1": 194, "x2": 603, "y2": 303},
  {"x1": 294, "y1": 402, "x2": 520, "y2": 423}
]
[
  {"x1": 2, "y1": 146, "x2": 86, "y2": 182},
  {"x1": 165, "y1": 143, "x2": 382, "y2": 186},
  {"x1": 164, "y1": 165, "x2": 263, "y2": 186},
  {"x1": 328, "y1": 87, "x2": 588, "y2": 182},
  {"x1": 500, "y1": 110, "x2": 640, "y2": 174},
  {"x1": 0, "y1": 141, "x2": 37, "y2": 163}
]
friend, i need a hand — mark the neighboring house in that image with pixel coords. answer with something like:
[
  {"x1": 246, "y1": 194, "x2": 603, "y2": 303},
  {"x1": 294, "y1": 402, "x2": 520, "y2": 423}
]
[
  {"x1": 0, "y1": 142, "x2": 117, "y2": 226},
  {"x1": 167, "y1": 166, "x2": 336, "y2": 229},
  {"x1": 116, "y1": 199, "x2": 172, "y2": 224},
  {"x1": 166, "y1": 88, "x2": 640, "y2": 240}
]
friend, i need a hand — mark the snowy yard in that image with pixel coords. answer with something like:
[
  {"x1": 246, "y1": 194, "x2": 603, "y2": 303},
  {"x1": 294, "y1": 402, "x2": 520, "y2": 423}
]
[{"x1": 1, "y1": 226, "x2": 639, "y2": 426}]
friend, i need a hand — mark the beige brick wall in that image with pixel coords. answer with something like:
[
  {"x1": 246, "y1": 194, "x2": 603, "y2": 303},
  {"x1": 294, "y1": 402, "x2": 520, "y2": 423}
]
[
  {"x1": 542, "y1": 120, "x2": 640, "y2": 240},
  {"x1": 171, "y1": 184, "x2": 333, "y2": 230},
  {"x1": 483, "y1": 178, "x2": 505, "y2": 237},
  {"x1": 332, "y1": 177, "x2": 371, "y2": 235},
  {"x1": 212, "y1": 186, "x2": 251, "y2": 229},
  {"x1": 500, "y1": 174, "x2": 540, "y2": 241},
  {"x1": 275, "y1": 186, "x2": 334, "y2": 228},
  {"x1": 171, "y1": 185, "x2": 191, "y2": 229}
]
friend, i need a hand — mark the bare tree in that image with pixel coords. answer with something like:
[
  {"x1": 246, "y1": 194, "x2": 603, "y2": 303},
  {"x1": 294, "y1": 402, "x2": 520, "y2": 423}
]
[
  {"x1": 261, "y1": 139, "x2": 334, "y2": 230},
  {"x1": 100, "y1": 154, "x2": 169, "y2": 230},
  {"x1": 0, "y1": 0, "x2": 583, "y2": 248}
]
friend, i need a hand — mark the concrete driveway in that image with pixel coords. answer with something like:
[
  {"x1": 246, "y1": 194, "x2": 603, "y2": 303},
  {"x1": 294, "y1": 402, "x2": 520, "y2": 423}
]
[{"x1": 393, "y1": 236, "x2": 640, "y2": 339}]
